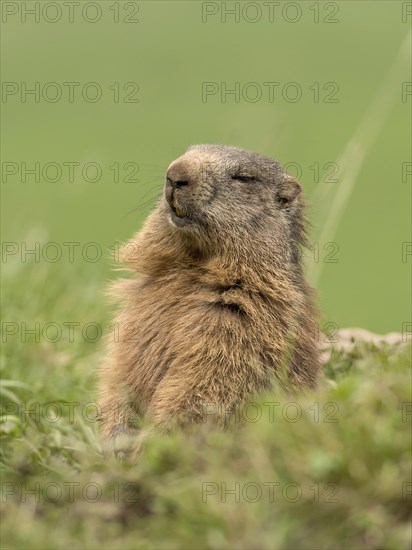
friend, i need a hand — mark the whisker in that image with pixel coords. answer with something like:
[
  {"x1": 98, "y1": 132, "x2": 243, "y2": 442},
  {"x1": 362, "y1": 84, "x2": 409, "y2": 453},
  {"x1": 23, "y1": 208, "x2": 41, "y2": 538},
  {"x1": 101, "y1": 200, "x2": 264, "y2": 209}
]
[
  {"x1": 122, "y1": 192, "x2": 162, "y2": 219},
  {"x1": 134, "y1": 176, "x2": 163, "y2": 188}
]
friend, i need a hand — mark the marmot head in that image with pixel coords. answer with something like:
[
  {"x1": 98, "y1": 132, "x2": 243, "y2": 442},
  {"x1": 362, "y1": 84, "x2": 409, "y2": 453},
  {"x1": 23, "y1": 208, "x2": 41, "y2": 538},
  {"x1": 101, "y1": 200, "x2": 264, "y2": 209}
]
[{"x1": 161, "y1": 145, "x2": 307, "y2": 258}]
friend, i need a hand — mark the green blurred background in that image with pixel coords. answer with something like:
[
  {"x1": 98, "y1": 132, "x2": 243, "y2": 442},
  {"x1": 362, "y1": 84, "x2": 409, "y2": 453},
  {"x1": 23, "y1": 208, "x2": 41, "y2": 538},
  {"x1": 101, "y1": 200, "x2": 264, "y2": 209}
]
[{"x1": 1, "y1": 0, "x2": 411, "y2": 333}]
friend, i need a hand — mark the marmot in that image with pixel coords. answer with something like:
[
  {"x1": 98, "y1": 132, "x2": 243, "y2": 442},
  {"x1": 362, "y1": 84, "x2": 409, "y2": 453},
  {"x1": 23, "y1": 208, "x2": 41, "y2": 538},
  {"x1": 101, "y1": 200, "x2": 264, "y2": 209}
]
[{"x1": 99, "y1": 144, "x2": 321, "y2": 444}]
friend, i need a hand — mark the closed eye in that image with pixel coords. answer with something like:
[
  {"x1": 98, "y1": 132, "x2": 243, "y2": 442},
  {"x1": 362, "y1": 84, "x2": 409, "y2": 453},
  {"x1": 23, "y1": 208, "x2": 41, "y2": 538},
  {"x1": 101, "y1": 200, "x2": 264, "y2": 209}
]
[{"x1": 232, "y1": 174, "x2": 258, "y2": 183}]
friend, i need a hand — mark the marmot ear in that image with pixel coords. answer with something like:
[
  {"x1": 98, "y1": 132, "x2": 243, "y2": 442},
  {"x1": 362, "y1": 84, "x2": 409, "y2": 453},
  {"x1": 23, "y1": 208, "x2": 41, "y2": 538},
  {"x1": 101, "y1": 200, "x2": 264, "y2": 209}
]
[{"x1": 277, "y1": 177, "x2": 302, "y2": 206}]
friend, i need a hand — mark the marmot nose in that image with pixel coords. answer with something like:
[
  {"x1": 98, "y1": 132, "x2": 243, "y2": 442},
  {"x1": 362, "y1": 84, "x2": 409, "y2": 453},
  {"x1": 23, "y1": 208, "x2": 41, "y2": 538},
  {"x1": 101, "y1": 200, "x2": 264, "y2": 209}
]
[
  {"x1": 166, "y1": 163, "x2": 191, "y2": 189},
  {"x1": 167, "y1": 177, "x2": 189, "y2": 189}
]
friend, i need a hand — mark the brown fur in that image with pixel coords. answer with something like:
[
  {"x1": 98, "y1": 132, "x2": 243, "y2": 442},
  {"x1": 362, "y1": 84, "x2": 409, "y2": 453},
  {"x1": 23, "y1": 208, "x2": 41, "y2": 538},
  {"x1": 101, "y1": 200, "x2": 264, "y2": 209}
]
[{"x1": 99, "y1": 145, "x2": 321, "y2": 445}]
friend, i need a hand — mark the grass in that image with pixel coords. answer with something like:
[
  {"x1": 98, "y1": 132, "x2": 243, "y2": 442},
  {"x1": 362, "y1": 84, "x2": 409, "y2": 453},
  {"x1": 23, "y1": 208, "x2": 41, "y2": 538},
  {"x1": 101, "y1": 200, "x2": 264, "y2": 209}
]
[{"x1": 1, "y1": 260, "x2": 411, "y2": 549}]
